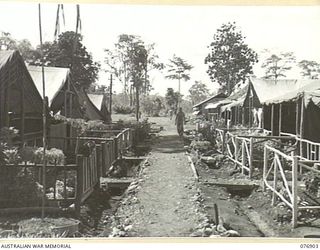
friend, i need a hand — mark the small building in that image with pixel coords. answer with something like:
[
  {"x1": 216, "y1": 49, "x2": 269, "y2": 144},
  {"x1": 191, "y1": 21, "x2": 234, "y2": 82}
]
[
  {"x1": 192, "y1": 92, "x2": 227, "y2": 119},
  {"x1": 0, "y1": 50, "x2": 43, "y2": 143},
  {"x1": 88, "y1": 93, "x2": 112, "y2": 123}
]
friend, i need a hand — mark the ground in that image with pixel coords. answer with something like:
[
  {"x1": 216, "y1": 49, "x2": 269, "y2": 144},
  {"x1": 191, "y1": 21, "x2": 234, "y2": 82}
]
[
  {"x1": 1, "y1": 114, "x2": 320, "y2": 238},
  {"x1": 104, "y1": 116, "x2": 210, "y2": 237}
]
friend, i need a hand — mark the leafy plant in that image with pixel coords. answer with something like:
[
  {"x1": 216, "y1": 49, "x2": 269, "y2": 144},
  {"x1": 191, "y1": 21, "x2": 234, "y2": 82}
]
[{"x1": 114, "y1": 105, "x2": 135, "y2": 114}]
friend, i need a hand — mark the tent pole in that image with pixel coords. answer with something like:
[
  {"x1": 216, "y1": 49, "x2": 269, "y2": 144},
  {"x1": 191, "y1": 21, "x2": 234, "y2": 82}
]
[
  {"x1": 271, "y1": 104, "x2": 274, "y2": 136},
  {"x1": 279, "y1": 103, "x2": 282, "y2": 136},
  {"x1": 38, "y1": 3, "x2": 47, "y2": 221},
  {"x1": 299, "y1": 94, "x2": 305, "y2": 158}
]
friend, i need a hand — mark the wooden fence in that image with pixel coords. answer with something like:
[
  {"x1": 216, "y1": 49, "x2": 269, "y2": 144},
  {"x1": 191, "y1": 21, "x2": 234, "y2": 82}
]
[
  {"x1": 0, "y1": 127, "x2": 135, "y2": 215},
  {"x1": 225, "y1": 131, "x2": 254, "y2": 178},
  {"x1": 263, "y1": 145, "x2": 320, "y2": 228}
]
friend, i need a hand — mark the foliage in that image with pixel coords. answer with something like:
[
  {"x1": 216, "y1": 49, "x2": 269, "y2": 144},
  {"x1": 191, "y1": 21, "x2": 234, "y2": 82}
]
[
  {"x1": 54, "y1": 114, "x2": 110, "y2": 135},
  {"x1": 34, "y1": 148, "x2": 65, "y2": 165},
  {"x1": 188, "y1": 81, "x2": 210, "y2": 105},
  {"x1": 114, "y1": 105, "x2": 135, "y2": 114},
  {"x1": 31, "y1": 31, "x2": 100, "y2": 90},
  {"x1": 205, "y1": 22, "x2": 258, "y2": 95},
  {"x1": 104, "y1": 34, "x2": 163, "y2": 95},
  {"x1": 165, "y1": 55, "x2": 193, "y2": 95},
  {"x1": 165, "y1": 88, "x2": 181, "y2": 113},
  {"x1": 298, "y1": 60, "x2": 320, "y2": 79},
  {"x1": 302, "y1": 171, "x2": 320, "y2": 196},
  {"x1": 190, "y1": 140, "x2": 211, "y2": 152},
  {"x1": 261, "y1": 50, "x2": 296, "y2": 80},
  {"x1": 141, "y1": 95, "x2": 164, "y2": 116}
]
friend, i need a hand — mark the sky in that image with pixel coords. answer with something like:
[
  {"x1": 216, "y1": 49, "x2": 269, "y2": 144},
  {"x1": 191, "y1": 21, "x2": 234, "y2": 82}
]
[{"x1": 1, "y1": 2, "x2": 320, "y2": 96}]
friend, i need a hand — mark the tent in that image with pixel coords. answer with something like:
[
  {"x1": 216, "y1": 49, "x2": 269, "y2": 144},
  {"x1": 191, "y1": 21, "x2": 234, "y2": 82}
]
[
  {"x1": 219, "y1": 83, "x2": 260, "y2": 126},
  {"x1": 28, "y1": 65, "x2": 83, "y2": 119},
  {"x1": 192, "y1": 92, "x2": 227, "y2": 118},
  {"x1": 0, "y1": 50, "x2": 43, "y2": 143},
  {"x1": 88, "y1": 93, "x2": 112, "y2": 123},
  {"x1": 261, "y1": 79, "x2": 320, "y2": 142},
  {"x1": 77, "y1": 90, "x2": 104, "y2": 121}
]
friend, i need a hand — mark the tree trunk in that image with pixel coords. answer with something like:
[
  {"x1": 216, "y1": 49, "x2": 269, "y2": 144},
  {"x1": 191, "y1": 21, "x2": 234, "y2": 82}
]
[{"x1": 135, "y1": 85, "x2": 140, "y2": 122}]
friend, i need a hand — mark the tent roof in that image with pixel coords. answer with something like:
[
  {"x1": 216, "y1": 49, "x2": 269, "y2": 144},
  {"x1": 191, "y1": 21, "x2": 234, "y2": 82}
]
[
  {"x1": 205, "y1": 99, "x2": 231, "y2": 109},
  {"x1": 259, "y1": 79, "x2": 320, "y2": 105},
  {"x1": 249, "y1": 77, "x2": 315, "y2": 104},
  {"x1": 193, "y1": 92, "x2": 227, "y2": 108},
  {"x1": 0, "y1": 50, "x2": 16, "y2": 71},
  {"x1": 27, "y1": 65, "x2": 70, "y2": 105},
  {"x1": 78, "y1": 90, "x2": 103, "y2": 121},
  {"x1": 88, "y1": 94, "x2": 104, "y2": 110}
]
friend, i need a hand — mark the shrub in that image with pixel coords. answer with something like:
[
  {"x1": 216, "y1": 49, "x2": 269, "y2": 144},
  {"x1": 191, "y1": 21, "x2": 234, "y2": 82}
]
[{"x1": 114, "y1": 105, "x2": 135, "y2": 114}]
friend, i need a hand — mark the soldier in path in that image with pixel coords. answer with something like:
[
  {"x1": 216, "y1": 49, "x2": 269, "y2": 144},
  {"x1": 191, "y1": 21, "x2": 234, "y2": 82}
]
[{"x1": 175, "y1": 107, "x2": 185, "y2": 137}]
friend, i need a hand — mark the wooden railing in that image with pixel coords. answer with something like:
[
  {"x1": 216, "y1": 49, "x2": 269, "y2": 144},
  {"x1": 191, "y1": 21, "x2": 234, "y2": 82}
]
[
  {"x1": 0, "y1": 127, "x2": 136, "y2": 215},
  {"x1": 0, "y1": 162, "x2": 78, "y2": 211},
  {"x1": 75, "y1": 147, "x2": 99, "y2": 214},
  {"x1": 225, "y1": 131, "x2": 254, "y2": 178},
  {"x1": 263, "y1": 145, "x2": 320, "y2": 228}
]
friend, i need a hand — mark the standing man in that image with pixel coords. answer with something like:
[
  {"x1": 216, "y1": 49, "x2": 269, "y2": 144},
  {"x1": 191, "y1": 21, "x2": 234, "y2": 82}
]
[{"x1": 175, "y1": 107, "x2": 185, "y2": 137}]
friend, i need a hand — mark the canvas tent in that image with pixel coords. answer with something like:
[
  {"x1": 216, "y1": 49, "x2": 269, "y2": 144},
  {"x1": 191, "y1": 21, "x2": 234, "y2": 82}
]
[
  {"x1": 261, "y1": 79, "x2": 320, "y2": 142},
  {"x1": 28, "y1": 65, "x2": 84, "y2": 119},
  {"x1": 0, "y1": 50, "x2": 43, "y2": 143},
  {"x1": 88, "y1": 93, "x2": 111, "y2": 123},
  {"x1": 192, "y1": 92, "x2": 227, "y2": 118},
  {"x1": 77, "y1": 90, "x2": 104, "y2": 121},
  {"x1": 220, "y1": 82, "x2": 261, "y2": 126}
]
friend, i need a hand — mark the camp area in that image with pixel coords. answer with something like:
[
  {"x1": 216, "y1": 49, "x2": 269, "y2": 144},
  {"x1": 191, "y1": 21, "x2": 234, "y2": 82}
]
[{"x1": 1, "y1": 2, "x2": 320, "y2": 240}]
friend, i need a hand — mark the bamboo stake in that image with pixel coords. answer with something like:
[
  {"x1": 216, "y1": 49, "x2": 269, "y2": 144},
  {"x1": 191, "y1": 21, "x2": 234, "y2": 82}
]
[
  {"x1": 279, "y1": 103, "x2": 282, "y2": 135},
  {"x1": 272, "y1": 155, "x2": 278, "y2": 206},
  {"x1": 292, "y1": 152, "x2": 298, "y2": 228},
  {"x1": 263, "y1": 146, "x2": 268, "y2": 191},
  {"x1": 38, "y1": 3, "x2": 47, "y2": 221},
  {"x1": 271, "y1": 104, "x2": 274, "y2": 136}
]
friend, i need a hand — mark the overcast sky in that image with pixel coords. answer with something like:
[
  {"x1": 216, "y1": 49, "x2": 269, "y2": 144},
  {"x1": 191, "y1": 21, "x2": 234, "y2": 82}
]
[{"x1": 1, "y1": 2, "x2": 320, "y2": 96}]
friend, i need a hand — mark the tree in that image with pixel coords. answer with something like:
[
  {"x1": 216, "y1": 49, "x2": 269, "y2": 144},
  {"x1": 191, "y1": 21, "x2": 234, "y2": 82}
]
[
  {"x1": 165, "y1": 88, "x2": 181, "y2": 114},
  {"x1": 298, "y1": 60, "x2": 320, "y2": 79},
  {"x1": 0, "y1": 32, "x2": 16, "y2": 50},
  {"x1": 165, "y1": 55, "x2": 193, "y2": 103},
  {"x1": 205, "y1": 22, "x2": 258, "y2": 95},
  {"x1": 32, "y1": 31, "x2": 100, "y2": 90},
  {"x1": 261, "y1": 51, "x2": 296, "y2": 80},
  {"x1": 104, "y1": 35, "x2": 163, "y2": 99},
  {"x1": 188, "y1": 81, "x2": 210, "y2": 105}
]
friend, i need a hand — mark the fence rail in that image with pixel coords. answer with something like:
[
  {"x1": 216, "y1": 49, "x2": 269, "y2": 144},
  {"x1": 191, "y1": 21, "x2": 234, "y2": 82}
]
[
  {"x1": 0, "y1": 127, "x2": 136, "y2": 216},
  {"x1": 263, "y1": 145, "x2": 320, "y2": 228}
]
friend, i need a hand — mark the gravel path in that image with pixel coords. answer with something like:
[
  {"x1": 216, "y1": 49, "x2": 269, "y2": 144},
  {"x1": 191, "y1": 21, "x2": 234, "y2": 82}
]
[{"x1": 112, "y1": 118, "x2": 208, "y2": 237}]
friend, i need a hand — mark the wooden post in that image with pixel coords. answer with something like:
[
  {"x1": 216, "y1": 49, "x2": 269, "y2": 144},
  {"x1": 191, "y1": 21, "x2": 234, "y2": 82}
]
[
  {"x1": 299, "y1": 95, "x2": 305, "y2": 158},
  {"x1": 295, "y1": 99, "x2": 300, "y2": 137},
  {"x1": 75, "y1": 155, "x2": 83, "y2": 216},
  {"x1": 242, "y1": 107, "x2": 245, "y2": 126},
  {"x1": 263, "y1": 146, "x2": 268, "y2": 191},
  {"x1": 214, "y1": 203, "x2": 219, "y2": 225},
  {"x1": 241, "y1": 140, "x2": 245, "y2": 174},
  {"x1": 272, "y1": 156, "x2": 278, "y2": 206},
  {"x1": 101, "y1": 142, "x2": 106, "y2": 177},
  {"x1": 292, "y1": 152, "x2": 298, "y2": 228},
  {"x1": 248, "y1": 97, "x2": 252, "y2": 127},
  {"x1": 271, "y1": 104, "x2": 274, "y2": 136},
  {"x1": 96, "y1": 144, "x2": 102, "y2": 179},
  {"x1": 222, "y1": 130, "x2": 226, "y2": 154},
  {"x1": 249, "y1": 137, "x2": 253, "y2": 179},
  {"x1": 234, "y1": 137, "x2": 239, "y2": 167},
  {"x1": 279, "y1": 103, "x2": 282, "y2": 135}
]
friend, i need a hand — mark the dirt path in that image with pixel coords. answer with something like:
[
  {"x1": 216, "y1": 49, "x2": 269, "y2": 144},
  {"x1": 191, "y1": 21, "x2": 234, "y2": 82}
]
[{"x1": 112, "y1": 118, "x2": 208, "y2": 237}]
